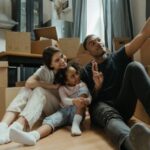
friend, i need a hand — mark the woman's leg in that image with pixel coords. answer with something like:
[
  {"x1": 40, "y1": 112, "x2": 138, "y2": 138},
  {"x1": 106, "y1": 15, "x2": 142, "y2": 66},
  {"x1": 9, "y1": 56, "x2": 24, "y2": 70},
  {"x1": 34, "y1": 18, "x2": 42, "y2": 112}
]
[
  {"x1": 0, "y1": 87, "x2": 32, "y2": 145},
  {"x1": 9, "y1": 124, "x2": 52, "y2": 146},
  {"x1": 19, "y1": 87, "x2": 60, "y2": 129},
  {"x1": 10, "y1": 110, "x2": 66, "y2": 146},
  {"x1": 0, "y1": 87, "x2": 32, "y2": 127}
]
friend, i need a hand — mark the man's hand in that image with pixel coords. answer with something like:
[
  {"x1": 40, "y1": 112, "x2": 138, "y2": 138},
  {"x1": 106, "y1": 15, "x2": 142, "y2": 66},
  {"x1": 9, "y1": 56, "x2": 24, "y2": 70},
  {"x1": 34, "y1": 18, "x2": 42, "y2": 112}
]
[{"x1": 92, "y1": 60, "x2": 104, "y2": 90}]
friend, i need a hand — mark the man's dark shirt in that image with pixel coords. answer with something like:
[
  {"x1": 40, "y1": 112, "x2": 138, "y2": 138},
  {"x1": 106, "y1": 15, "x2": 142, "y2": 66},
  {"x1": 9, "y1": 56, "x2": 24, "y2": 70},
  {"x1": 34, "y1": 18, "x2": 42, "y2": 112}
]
[{"x1": 80, "y1": 46, "x2": 132, "y2": 106}]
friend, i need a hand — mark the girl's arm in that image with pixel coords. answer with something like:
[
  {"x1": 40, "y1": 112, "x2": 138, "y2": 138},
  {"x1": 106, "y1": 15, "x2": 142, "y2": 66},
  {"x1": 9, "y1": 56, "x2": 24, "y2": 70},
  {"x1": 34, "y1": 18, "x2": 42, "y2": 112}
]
[
  {"x1": 58, "y1": 87, "x2": 86, "y2": 108},
  {"x1": 58, "y1": 87, "x2": 75, "y2": 106},
  {"x1": 79, "y1": 82, "x2": 92, "y2": 105}
]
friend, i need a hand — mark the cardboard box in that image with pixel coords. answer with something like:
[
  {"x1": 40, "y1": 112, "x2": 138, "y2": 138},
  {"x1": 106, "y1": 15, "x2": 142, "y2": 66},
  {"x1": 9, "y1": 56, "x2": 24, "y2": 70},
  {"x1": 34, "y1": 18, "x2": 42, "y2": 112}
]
[
  {"x1": 58, "y1": 38, "x2": 80, "y2": 59},
  {"x1": 6, "y1": 31, "x2": 31, "y2": 53},
  {"x1": 134, "y1": 100, "x2": 150, "y2": 124},
  {"x1": 34, "y1": 26, "x2": 58, "y2": 41},
  {"x1": 0, "y1": 87, "x2": 21, "y2": 119},
  {"x1": 75, "y1": 44, "x2": 93, "y2": 66},
  {"x1": 0, "y1": 30, "x2": 31, "y2": 53},
  {"x1": 134, "y1": 38, "x2": 150, "y2": 66},
  {"x1": 75, "y1": 53, "x2": 93, "y2": 66},
  {"x1": 76, "y1": 44, "x2": 93, "y2": 66},
  {"x1": 113, "y1": 37, "x2": 130, "y2": 51},
  {"x1": 139, "y1": 38, "x2": 150, "y2": 66},
  {"x1": 0, "y1": 61, "x2": 8, "y2": 87},
  {"x1": 31, "y1": 39, "x2": 59, "y2": 54}
]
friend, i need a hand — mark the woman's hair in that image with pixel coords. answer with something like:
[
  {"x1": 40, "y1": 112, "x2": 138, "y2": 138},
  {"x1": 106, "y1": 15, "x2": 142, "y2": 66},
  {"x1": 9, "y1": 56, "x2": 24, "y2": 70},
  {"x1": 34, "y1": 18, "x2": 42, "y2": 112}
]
[
  {"x1": 55, "y1": 61, "x2": 81, "y2": 85},
  {"x1": 83, "y1": 34, "x2": 95, "y2": 50},
  {"x1": 42, "y1": 46, "x2": 61, "y2": 70}
]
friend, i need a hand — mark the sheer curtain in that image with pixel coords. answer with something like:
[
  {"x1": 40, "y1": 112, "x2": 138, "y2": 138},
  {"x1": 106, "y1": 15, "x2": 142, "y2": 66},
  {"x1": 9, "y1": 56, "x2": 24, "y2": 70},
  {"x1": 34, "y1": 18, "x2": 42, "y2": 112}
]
[
  {"x1": 102, "y1": 0, "x2": 133, "y2": 50},
  {"x1": 51, "y1": 0, "x2": 87, "y2": 41},
  {"x1": 71, "y1": 0, "x2": 87, "y2": 41},
  {"x1": 87, "y1": 0, "x2": 104, "y2": 42}
]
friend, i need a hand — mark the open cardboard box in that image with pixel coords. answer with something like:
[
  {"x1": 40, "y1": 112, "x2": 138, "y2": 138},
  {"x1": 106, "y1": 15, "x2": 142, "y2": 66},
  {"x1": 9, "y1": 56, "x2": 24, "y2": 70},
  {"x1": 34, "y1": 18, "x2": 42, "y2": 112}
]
[{"x1": 31, "y1": 39, "x2": 59, "y2": 54}]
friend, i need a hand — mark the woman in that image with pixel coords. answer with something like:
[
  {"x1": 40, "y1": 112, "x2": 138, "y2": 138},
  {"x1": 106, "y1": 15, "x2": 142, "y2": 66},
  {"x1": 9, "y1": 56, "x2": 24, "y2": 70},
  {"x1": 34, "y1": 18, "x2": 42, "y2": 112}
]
[{"x1": 0, "y1": 46, "x2": 67, "y2": 144}]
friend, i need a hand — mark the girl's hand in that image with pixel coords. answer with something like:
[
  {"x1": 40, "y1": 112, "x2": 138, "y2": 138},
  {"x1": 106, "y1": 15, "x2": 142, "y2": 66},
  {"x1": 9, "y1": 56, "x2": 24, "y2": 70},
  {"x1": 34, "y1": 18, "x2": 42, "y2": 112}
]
[
  {"x1": 73, "y1": 98, "x2": 86, "y2": 108},
  {"x1": 92, "y1": 61, "x2": 104, "y2": 90}
]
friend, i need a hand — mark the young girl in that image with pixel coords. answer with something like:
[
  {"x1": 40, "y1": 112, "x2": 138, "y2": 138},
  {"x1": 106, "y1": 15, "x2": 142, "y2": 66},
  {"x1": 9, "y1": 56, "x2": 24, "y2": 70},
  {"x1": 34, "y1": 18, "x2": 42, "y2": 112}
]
[
  {"x1": 9, "y1": 61, "x2": 91, "y2": 145},
  {"x1": 0, "y1": 46, "x2": 67, "y2": 144}
]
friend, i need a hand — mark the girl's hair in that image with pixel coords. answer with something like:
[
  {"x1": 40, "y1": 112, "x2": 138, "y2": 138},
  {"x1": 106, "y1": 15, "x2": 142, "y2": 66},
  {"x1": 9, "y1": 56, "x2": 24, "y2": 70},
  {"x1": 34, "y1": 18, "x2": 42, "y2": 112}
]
[
  {"x1": 42, "y1": 46, "x2": 61, "y2": 70},
  {"x1": 55, "y1": 61, "x2": 81, "y2": 85}
]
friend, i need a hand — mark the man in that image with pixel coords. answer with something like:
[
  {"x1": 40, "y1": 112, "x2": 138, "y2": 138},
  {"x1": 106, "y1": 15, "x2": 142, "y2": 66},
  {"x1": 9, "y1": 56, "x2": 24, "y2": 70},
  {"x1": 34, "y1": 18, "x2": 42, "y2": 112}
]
[{"x1": 81, "y1": 17, "x2": 150, "y2": 150}]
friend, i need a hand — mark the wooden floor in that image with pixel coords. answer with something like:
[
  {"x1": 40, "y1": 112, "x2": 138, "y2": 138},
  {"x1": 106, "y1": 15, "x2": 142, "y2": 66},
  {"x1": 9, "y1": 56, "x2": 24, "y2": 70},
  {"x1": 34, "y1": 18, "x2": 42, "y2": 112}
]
[{"x1": 0, "y1": 118, "x2": 116, "y2": 150}]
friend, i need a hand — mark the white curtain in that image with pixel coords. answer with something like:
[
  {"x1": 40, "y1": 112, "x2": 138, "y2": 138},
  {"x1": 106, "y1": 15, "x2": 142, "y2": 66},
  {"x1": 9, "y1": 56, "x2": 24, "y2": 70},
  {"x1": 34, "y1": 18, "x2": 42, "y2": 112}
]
[{"x1": 87, "y1": 0, "x2": 104, "y2": 43}]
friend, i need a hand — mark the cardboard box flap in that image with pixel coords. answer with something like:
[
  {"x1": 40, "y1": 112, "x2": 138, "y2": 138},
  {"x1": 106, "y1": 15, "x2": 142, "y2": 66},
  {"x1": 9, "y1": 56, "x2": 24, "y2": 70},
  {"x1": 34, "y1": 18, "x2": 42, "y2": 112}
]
[{"x1": 34, "y1": 26, "x2": 58, "y2": 41}]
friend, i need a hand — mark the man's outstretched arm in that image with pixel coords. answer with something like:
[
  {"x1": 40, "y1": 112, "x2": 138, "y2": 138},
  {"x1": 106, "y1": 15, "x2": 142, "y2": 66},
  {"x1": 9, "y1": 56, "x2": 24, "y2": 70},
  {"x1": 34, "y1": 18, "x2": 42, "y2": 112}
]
[{"x1": 125, "y1": 17, "x2": 150, "y2": 57}]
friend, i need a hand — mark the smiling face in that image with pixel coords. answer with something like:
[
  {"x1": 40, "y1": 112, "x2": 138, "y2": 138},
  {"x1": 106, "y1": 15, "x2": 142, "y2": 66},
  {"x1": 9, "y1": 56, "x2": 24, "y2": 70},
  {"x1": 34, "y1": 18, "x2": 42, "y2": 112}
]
[
  {"x1": 50, "y1": 51, "x2": 67, "y2": 72},
  {"x1": 86, "y1": 35, "x2": 106, "y2": 59},
  {"x1": 65, "y1": 66, "x2": 80, "y2": 86}
]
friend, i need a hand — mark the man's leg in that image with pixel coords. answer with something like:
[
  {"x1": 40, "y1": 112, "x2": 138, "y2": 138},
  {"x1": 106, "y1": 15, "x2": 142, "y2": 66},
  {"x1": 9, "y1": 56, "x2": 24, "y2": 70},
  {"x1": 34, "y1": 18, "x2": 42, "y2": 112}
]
[
  {"x1": 90, "y1": 102, "x2": 134, "y2": 150},
  {"x1": 115, "y1": 61, "x2": 150, "y2": 120},
  {"x1": 129, "y1": 123, "x2": 150, "y2": 150},
  {"x1": 114, "y1": 61, "x2": 150, "y2": 149}
]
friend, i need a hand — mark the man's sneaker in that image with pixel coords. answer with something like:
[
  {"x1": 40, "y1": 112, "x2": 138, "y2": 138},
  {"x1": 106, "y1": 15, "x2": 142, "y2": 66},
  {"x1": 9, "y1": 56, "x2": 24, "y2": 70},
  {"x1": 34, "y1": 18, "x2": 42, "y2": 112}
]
[{"x1": 129, "y1": 123, "x2": 150, "y2": 150}]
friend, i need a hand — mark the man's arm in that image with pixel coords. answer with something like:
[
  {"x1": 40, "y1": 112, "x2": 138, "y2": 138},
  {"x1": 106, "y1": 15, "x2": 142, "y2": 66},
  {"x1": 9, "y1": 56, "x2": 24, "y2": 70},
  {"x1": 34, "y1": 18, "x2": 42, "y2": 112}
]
[{"x1": 125, "y1": 17, "x2": 150, "y2": 57}]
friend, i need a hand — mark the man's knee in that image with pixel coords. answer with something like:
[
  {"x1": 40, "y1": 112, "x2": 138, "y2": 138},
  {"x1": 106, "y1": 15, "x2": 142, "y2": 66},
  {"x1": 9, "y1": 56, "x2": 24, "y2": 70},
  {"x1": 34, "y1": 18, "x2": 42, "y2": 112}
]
[
  {"x1": 90, "y1": 102, "x2": 123, "y2": 128},
  {"x1": 127, "y1": 62, "x2": 144, "y2": 72}
]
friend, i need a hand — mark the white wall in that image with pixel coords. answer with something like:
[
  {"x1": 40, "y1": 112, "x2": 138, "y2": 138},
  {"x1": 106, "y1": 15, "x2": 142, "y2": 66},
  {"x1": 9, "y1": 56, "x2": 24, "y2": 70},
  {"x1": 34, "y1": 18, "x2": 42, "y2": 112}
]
[{"x1": 130, "y1": 0, "x2": 146, "y2": 36}]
